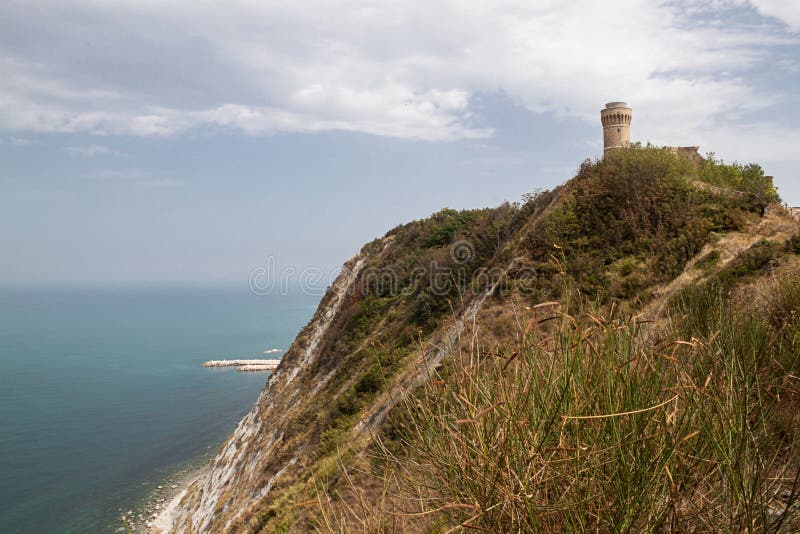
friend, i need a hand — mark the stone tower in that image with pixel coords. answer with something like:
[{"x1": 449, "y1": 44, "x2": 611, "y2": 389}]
[{"x1": 601, "y1": 101, "x2": 632, "y2": 153}]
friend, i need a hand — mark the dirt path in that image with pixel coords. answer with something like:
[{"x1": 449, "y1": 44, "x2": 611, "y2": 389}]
[{"x1": 641, "y1": 206, "x2": 798, "y2": 320}]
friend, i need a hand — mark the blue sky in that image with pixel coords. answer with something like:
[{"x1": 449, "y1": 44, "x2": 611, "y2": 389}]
[{"x1": 1, "y1": 0, "x2": 798, "y2": 286}]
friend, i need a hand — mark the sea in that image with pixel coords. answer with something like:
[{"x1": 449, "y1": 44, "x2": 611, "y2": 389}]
[{"x1": 0, "y1": 285, "x2": 319, "y2": 533}]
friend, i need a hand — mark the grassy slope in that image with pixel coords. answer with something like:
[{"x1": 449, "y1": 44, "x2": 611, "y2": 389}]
[{"x1": 250, "y1": 147, "x2": 798, "y2": 532}]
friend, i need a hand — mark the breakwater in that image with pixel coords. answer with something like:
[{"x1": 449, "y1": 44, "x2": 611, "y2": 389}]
[{"x1": 202, "y1": 359, "x2": 280, "y2": 372}]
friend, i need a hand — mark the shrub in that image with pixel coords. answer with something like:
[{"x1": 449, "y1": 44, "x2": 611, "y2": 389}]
[
  {"x1": 522, "y1": 146, "x2": 771, "y2": 301},
  {"x1": 335, "y1": 387, "x2": 360, "y2": 417},
  {"x1": 355, "y1": 364, "x2": 382, "y2": 395},
  {"x1": 698, "y1": 155, "x2": 779, "y2": 203}
]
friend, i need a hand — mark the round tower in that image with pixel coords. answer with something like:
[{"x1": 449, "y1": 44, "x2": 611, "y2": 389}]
[{"x1": 600, "y1": 101, "x2": 632, "y2": 152}]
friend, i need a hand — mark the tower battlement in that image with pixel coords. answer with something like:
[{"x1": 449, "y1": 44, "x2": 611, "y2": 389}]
[{"x1": 600, "y1": 102, "x2": 632, "y2": 152}]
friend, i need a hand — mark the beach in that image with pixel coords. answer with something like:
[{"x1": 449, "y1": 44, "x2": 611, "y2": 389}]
[{"x1": 134, "y1": 463, "x2": 209, "y2": 533}]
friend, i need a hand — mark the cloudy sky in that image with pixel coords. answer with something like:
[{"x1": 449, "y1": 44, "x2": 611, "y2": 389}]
[{"x1": 1, "y1": 0, "x2": 798, "y2": 286}]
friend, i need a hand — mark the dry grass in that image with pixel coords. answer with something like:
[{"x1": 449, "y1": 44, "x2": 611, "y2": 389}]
[{"x1": 314, "y1": 274, "x2": 800, "y2": 533}]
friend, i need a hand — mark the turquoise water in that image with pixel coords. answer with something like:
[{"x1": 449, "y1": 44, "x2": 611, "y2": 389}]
[{"x1": 0, "y1": 286, "x2": 318, "y2": 533}]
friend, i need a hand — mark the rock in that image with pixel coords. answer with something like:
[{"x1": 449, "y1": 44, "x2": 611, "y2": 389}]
[{"x1": 766, "y1": 505, "x2": 785, "y2": 523}]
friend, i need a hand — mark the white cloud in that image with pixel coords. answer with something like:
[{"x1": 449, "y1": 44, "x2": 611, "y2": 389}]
[
  {"x1": 694, "y1": 122, "x2": 800, "y2": 163},
  {"x1": 749, "y1": 0, "x2": 800, "y2": 30},
  {"x1": 80, "y1": 168, "x2": 186, "y2": 188},
  {"x1": 0, "y1": 0, "x2": 797, "y2": 154},
  {"x1": 136, "y1": 178, "x2": 187, "y2": 188},
  {"x1": 83, "y1": 168, "x2": 149, "y2": 182},
  {"x1": 0, "y1": 136, "x2": 35, "y2": 146},
  {"x1": 65, "y1": 145, "x2": 121, "y2": 157}
]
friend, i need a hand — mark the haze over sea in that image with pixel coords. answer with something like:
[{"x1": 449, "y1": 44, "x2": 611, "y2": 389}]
[{"x1": 0, "y1": 285, "x2": 318, "y2": 533}]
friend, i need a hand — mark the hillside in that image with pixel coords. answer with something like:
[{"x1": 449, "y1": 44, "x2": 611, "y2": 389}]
[{"x1": 153, "y1": 146, "x2": 799, "y2": 533}]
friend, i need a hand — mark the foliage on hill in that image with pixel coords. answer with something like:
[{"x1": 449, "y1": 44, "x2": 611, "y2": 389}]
[
  {"x1": 697, "y1": 152, "x2": 779, "y2": 201},
  {"x1": 245, "y1": 146, "x2": 798, "y2": 533},
  {"x1": 521, "y1": 147, "x2": 776, "y2": 302}
]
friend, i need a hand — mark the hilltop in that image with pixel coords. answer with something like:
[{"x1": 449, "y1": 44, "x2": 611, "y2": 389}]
[{"x1": 153, "y1": 146, "x2": 799, "y2": 533}]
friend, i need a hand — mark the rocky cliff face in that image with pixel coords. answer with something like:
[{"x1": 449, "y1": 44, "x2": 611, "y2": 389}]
[
  {"x1": 159, "y1": 251, "x2": 371, "y2": 532},
  {"x1": 156, "y1": 233, "x2": 515, "y2": 532}
]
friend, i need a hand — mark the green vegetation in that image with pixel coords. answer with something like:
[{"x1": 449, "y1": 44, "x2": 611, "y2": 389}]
[
  {"x1": 695, "y1": 249, "x2": 721, "y2": 271},
  {"x1": 698, "y1": 153, "x2": 779, "y2": 201},
  {"x1": 523, "y1": 146, "x2": 771, "y2": 301},
  {"x1": 421, "y1": 208, "x2": 478, "y2": 248}
]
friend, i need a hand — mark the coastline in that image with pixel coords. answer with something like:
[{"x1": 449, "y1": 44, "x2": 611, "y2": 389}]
[
  {"x1": 146, "y1": 465, "x2": 208, "y2": 534},
  {"x1": 124, "y1": 461, "x2": 209, "y2": 533},
  {"x1": 140, "y1": 364, "x2": 279, "y2": 532}
]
